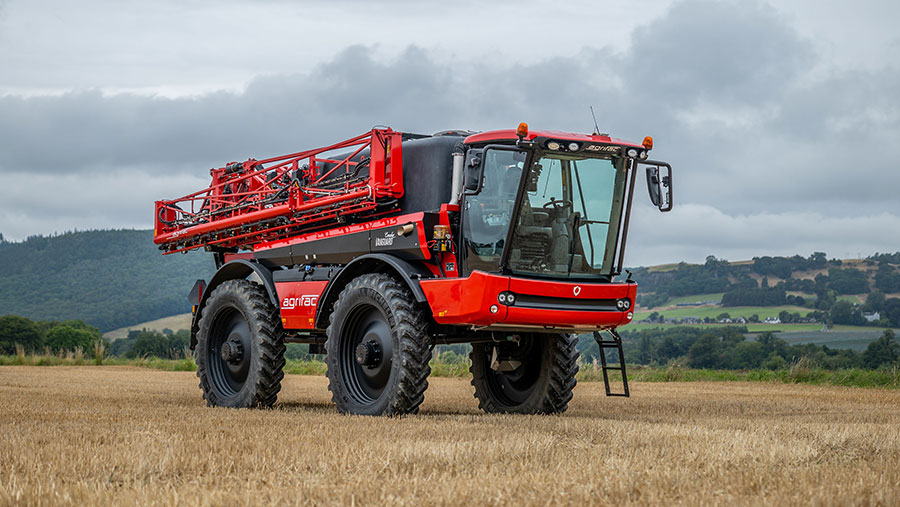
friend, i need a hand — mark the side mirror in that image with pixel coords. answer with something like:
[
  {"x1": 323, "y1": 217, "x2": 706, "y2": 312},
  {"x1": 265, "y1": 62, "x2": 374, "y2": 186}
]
[
  {"x1": 464, "y1": 149, "x2": 484, "y2": 193},
  {"x1": 644, "y1": 162, "x2": 673, "y2": 212}
]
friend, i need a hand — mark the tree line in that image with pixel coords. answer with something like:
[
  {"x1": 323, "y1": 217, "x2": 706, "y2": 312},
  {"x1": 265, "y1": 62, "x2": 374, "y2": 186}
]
[
  {"x1": 579, "y1": 327, "x2": 899, "y2": 371},
  {"x1": 0, "y1": 314, "x2": 192, "y2": 359}
]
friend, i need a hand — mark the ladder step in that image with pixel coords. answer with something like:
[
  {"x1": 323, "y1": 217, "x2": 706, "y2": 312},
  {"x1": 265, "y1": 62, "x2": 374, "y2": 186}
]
[{"x1": 593, "y1": 330, "x2": 630, "y2": 398}]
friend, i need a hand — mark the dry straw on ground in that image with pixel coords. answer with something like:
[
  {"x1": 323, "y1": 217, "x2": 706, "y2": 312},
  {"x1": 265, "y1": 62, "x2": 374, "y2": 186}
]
[{"x1": 1, "y1": 366, "x2": 899, "y2": 506}]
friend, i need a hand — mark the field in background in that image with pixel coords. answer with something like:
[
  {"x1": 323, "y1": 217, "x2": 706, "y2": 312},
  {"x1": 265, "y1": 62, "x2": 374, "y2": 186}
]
[
  {"x1": 1, "y1": 367, "x2": 898, "y2": 506},
  {"x1": 633, "y1": 304, "x2": 811, "y2": 321},
  {"x1": 103, "y1": 313, "x2": 192, "y2": 341}
]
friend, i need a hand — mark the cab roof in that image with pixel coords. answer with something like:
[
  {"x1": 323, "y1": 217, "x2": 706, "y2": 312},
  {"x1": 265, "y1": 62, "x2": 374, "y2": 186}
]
[{"x1": 464, "y1": 129, "x2": 645, "y2": 149}]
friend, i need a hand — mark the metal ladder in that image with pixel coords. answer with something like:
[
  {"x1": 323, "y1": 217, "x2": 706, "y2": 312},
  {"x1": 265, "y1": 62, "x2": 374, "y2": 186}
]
[{"x1": 592, "y1": 330, "x2": 630, "y2": 397}]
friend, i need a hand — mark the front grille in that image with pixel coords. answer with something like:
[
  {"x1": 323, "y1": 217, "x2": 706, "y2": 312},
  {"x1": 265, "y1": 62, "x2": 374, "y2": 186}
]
[{"x1": 513, "y1": 294, "x2": 619, "y2": 312}]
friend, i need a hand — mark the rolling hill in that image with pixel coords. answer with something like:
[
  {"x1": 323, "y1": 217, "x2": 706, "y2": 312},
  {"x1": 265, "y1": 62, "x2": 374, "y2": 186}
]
[{"x1": 0, "y1": 230, "x2": 214, "y2": 332}]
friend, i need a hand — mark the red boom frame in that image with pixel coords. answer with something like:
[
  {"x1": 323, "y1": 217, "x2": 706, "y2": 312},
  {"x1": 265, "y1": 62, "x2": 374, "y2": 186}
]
[{"x1": 154, "y1": 128, "x2": 404, "y2": 254}]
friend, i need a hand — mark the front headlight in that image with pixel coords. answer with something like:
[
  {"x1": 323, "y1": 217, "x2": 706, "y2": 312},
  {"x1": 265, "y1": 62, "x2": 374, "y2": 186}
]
[{"x1": 616, "y1": 299, "x2": 632, "y2": 311}]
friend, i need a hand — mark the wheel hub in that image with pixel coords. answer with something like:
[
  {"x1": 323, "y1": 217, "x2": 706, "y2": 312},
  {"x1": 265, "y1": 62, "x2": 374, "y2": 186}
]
[
  {"x1": 355, "y1": 340, "x2": 382, "y2": 368},
  {"x1": 220, "y1": 339, "x2": 244, "y2": 364}
]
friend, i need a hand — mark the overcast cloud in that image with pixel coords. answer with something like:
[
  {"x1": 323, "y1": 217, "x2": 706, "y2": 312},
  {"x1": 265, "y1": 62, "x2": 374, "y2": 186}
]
[{"x1": 1, "y1": 0, "x2": 898, "y2": 266}]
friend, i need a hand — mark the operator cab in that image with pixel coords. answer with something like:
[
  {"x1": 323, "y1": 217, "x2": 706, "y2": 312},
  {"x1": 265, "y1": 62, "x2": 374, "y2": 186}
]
[{"x1": 460, "y1": 124, "x2": 672, "y2": 280}]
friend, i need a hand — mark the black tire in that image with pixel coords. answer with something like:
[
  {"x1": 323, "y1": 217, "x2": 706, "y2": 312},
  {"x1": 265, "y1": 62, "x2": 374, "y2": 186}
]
[
  {"x1": 470, "y1": 333, "x2": 579, "y2": 414},
  {"x1": 196, "y1": 279, "x2": 286, "y2": 408},
  {"x1": 325, "y1": 273, "x2": 432, "y2": 416}
]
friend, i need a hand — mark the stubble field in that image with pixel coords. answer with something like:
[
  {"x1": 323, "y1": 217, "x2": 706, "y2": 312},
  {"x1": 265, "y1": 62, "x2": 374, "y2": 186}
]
[{"x1": 1, "y1": 367, "x2": 899, "y2": 506}]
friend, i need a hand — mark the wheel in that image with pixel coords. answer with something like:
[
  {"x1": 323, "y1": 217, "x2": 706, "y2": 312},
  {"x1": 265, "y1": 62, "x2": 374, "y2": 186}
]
[
  {"x1": 196, "y1": 279, "x2": 285, "y2": 408},
  {"x1": 325, "y1": 273, "x2": 432, "y2": 416},
  {"x1": 470, "y1": 333, "x2": 579, "y2": 414}
]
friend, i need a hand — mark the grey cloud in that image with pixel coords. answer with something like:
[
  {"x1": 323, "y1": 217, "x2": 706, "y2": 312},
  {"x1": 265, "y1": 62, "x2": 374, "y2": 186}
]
[
  {"x1": 625, "y1": 0, "x2": 814, "y2": 108},
  {"x1": 0, "y1": 46, "x2": 462, "y2": 175}
]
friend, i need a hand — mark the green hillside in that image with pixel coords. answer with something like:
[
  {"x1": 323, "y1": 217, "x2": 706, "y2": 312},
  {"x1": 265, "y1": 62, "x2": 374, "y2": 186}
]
[{"x1": 0, "y1": 230, "x2": 214, "y2": 332}]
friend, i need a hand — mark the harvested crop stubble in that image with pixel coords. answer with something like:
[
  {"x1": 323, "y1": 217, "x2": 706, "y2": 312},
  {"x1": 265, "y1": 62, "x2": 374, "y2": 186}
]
[{"x1": 1, "y1": 367, "x2": 899, "y2": 506}]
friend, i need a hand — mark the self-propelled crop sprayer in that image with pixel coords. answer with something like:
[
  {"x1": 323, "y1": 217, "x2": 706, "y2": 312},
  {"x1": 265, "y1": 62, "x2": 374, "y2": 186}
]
[{"x1": 154, "y1": 123, "x2": 673, "y2": 415}]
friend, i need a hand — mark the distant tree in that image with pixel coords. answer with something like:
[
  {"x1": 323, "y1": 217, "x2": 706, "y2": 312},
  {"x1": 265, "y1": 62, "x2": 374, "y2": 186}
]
[
  {"x1": 716, "y1": 312, "x2": 731, "y2": 321},
  {"x1": 687, "y1": 334, "x2": 721, "y2": 368},
  {"x1": 752, "y1": 257, "x2": 794, "y2": 279},
  {"x1": 762, "y1": 352, "x2": 787, "y2": 370},
  {"x1": 108, "y1": 336, "x2": 136, "y2": 357},
  {"x1": 875, "y1": 264, "x2": 900, "y2": 293},
  {"x1": 722, "y1": 287, "x2": 786, "y2": 307},
  {"x1": 868, "y1": 252, "x2": 900, "y2": 264},
  {"x1": 806, "y1": 310, "x2": 825, "y2": 322},
  {"x1": 815, "y1": 290, "x2": 836, "y2": 311},
  {"x1": 638, "y1": 335, "x2": 653, "y2": 365},
  {"x1": 863, "y1": 330, "x2": 899, "y2": 369},
  {"x1": 809, "y1": 252, "x2": 827, "y2": 268},
  {"x1": 748, "y1": 314, "x2": 760, "y2": 323},
  {"x1": 778, "y1": 310, "x2": 792, "y2": 323},
  {"x1": 783, "y1": 278, "x2": 816, "y2": 293},
  {"x1": 168, "y1": 330, "x2": 190, "y2": 357},
  {"x1": 655, "y1": 336, "x2": 679, "y2": 362},
  {"x1": 0, "y1": 315, "x2": 43, "y2": 354},
  {"x1": 756, "y1": 332, "x2": 789, "y2": 358},
  {"x1": 130, "y1": 331, "x2": 170, "y2": 358},
  {"x1": 827, "y1": 268, "x2": 869, "y2": 295},
  {"x1": 830, "y1": 301, "x2": 865, "y2": 326},
  {"x1": 882, "y1": 298, "x2": 900, "y2": 327},
  {"x1": 45, "y1": 325, "x2": 102, "y2": 355},
  {"x1": 786, "y1": 294, "x2": 806, "y2": 306},
  {"x1": 864, "y1": 291, "x2": 886, "y2": 313},
  {"x1": 727, "y1": 341, "x2": 766, "y2": 369}
]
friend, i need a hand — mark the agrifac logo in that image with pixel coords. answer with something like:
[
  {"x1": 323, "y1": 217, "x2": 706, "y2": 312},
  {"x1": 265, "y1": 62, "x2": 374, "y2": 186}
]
[
  {"x1": 585, "y1": 145, "x2": 619, "y2": 153},
  {"x1": 281, "y1": 295, "x2": 319, "y2": 310},
  {"x1": 573, "y1": 286, "x2": 582, "y2": 296}
]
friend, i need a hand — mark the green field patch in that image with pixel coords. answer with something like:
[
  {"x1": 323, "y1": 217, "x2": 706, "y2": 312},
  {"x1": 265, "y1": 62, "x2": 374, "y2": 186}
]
[
  {"x1": 744, "y1": 323, "x2": 823, "y2": 332},
  {"x1": 634, "y1": 305, "x2": 810, "y2": 322},
  {"x1": 646, "y1": 263, "x2": 684, "y2": 272},
  {"x1": 770, "y1": 328, "x2": 900, "y2": 351},
  {"x1": 665, "y1": 293, "x2": 725, "y2": 306},
  {"x1": 626, "y1": 322, "x2": 825, "y2": 332}
]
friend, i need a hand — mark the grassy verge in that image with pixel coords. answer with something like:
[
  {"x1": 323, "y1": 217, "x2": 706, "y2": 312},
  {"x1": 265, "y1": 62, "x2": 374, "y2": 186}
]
[
  {"x1": 620, "y1": 365, "x2": 900, "y2": 389},
  {"x1": 3, "y1": 354, "x2": 898, "y2": 389}
]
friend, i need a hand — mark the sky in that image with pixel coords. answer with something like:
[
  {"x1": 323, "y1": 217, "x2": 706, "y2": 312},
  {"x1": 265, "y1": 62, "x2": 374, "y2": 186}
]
[{"x1": 1, "y1": 0, "x2": 898, "y2": 267}]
